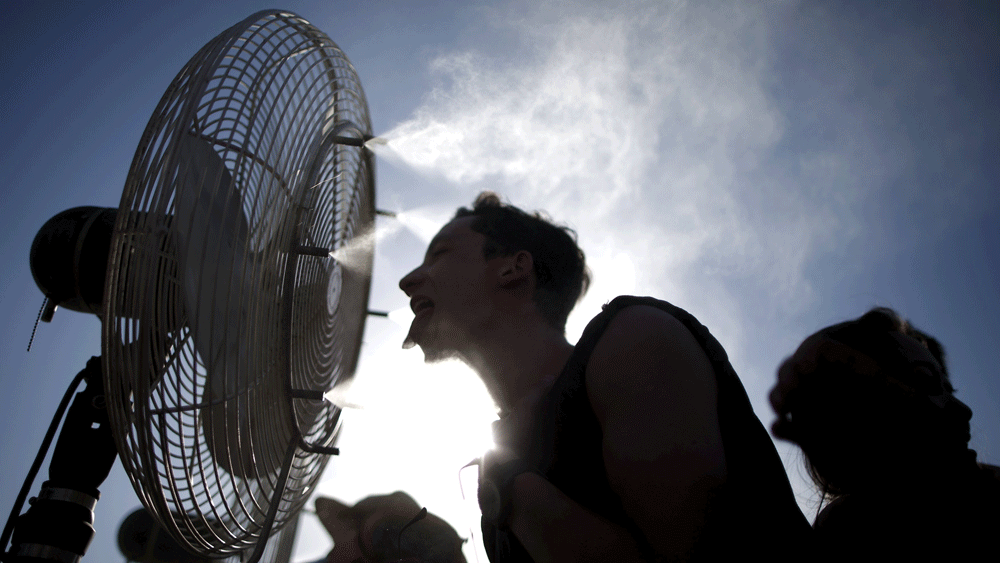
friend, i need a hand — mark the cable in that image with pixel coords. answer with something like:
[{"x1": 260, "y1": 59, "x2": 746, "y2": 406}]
[
  {"x1": 0, "y1": 367, "x2": 88, "y2": 560},
  {"x1": 26, "y1": 297, "x2": 47, "y2": 352}
]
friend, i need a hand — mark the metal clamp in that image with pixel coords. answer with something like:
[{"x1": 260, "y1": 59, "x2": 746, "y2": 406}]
[
  {"x1": 37, "y1": 487, "x2": 98, "y2": 512},
  {"x1": 17, "y1": 543, "x2": 81, "y2": 563}
]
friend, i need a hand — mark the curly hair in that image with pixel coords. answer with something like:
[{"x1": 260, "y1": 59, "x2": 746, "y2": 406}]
[
  {"x1": 820, "y1": 307, "x2": 953, "y2": 393},
  {"x1": 454, "y1": 192, "x2": 590, "y2": 331},
  {"x1": 778, "y1": 308, "x2": 972, "y2": 501}
]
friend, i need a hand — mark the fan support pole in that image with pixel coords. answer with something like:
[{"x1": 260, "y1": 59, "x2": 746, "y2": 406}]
[{"x1": 6, "y1": 357, "x2": 118, "y2": 563}]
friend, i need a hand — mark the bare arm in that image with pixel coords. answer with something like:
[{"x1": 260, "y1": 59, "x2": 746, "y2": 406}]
[
  {"x1": 500, "y1": 305, "x2": 726, "y2": 561},
  {"x1": 586, "y1": 305, "x2": 726, "y2": 559}
]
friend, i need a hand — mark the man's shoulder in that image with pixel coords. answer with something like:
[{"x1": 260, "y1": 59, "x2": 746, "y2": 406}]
[
  {"x1": 576, "y1": 296, "x2": 686, "y2": 346},
  {"x1": 584, "y1": 298, "x2": 719, "y2": 421},
  {"x1": 602, "y1": 301, "x2": 687, "y2": 333},
  {"x1": 585, "y1": 297, "x2": 705, "y2": 365}
]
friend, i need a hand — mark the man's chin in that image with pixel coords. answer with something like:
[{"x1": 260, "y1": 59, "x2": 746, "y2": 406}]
[
  {"x1": 402, "y1": 336, "x2": 458, "y2": 364},
  {"x1": 421, "y1": 347, "x2": 460, "y2": 364}
]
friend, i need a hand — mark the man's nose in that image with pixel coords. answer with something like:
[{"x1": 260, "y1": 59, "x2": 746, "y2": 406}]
[{"x1": 398, "y1": 266, "x2": 424, "y2": 296}]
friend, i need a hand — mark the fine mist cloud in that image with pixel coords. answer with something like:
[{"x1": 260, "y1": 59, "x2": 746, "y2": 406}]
[
  {"x1": 316, "y1": 5, "x2": 996, "y2": 543},
  {"x1": 372, "y1": 0, "x2": 924, "y2": 368}
]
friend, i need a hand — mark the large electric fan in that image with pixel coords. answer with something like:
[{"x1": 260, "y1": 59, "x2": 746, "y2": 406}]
[{"x1": 10, "y1": 10, "x2": 374, "y2": 563}]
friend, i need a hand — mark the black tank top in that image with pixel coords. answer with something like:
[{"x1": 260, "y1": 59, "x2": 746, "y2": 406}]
[{"x1": 482, "y1": 296, "x2": 812, "y2": 561}]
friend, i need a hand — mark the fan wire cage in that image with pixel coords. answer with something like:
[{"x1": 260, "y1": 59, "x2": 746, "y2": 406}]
[{"x1": 102, "y1": 10, "x2": 374, "y2": 559}]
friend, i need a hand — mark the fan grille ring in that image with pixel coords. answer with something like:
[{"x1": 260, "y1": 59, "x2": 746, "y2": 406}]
[{"x1": 102, "y1": 10, "x2": 373, "y2": 555}]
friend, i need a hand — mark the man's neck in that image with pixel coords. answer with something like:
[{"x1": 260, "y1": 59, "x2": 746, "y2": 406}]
[{"x1": 463, "y1": 311, "x2": 575, "y2": 415}]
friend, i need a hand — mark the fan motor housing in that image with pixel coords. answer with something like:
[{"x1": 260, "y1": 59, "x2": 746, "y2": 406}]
[{"x1": 30, "y1": 206, "x2": 116, "y2": 316}]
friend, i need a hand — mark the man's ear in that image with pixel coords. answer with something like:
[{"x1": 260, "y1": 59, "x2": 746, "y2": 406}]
[{"x1": 498, "y1": 250, "x2": 533, "y2": 288}]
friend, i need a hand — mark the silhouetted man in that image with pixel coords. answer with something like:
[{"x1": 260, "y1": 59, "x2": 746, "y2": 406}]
[{"x1": 399, "y1": 193, "x2": 810, "y2": 561}]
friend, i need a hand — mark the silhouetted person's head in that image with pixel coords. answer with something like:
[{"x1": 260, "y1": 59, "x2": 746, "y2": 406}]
[
  {"x1": 398, "y1": 192, "x2": 590, "y2": 363},
  {"x1": 316, "y1": 492, "x2": 466, "y2": 563},
  {"x1": 771, "y1": 308, "x2": 973, "y2": 497},
  {"x1": 452, "y1": 192, "x2": 590, "y2": 331}
]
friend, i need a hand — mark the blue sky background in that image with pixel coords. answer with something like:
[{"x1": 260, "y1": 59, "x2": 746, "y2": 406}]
[{"x1": 1, "y1": 1, "x2": 997, "y2": 562}]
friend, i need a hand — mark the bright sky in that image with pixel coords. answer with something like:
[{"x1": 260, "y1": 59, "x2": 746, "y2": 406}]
[{"x1": 1, "y1": 1, "x2": 997, "y2": 562}]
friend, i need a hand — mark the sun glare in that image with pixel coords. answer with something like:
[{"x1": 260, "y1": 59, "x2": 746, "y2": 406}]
[{"x1": 319, "y1": 346, "x2": 497, "y2": 490}]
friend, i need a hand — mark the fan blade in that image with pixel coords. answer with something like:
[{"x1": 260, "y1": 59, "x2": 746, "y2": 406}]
[{"x1": 171, "y1": 132, "x2": 288, "y2": 481}]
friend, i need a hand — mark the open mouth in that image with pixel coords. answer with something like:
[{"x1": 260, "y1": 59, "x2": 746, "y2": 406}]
[
  {"x1": 403, "y1": 297, "x2": 434, "y2": 350},
  {"x1": 410, "y1": 296, "x2": 434, "y2": 316}
]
